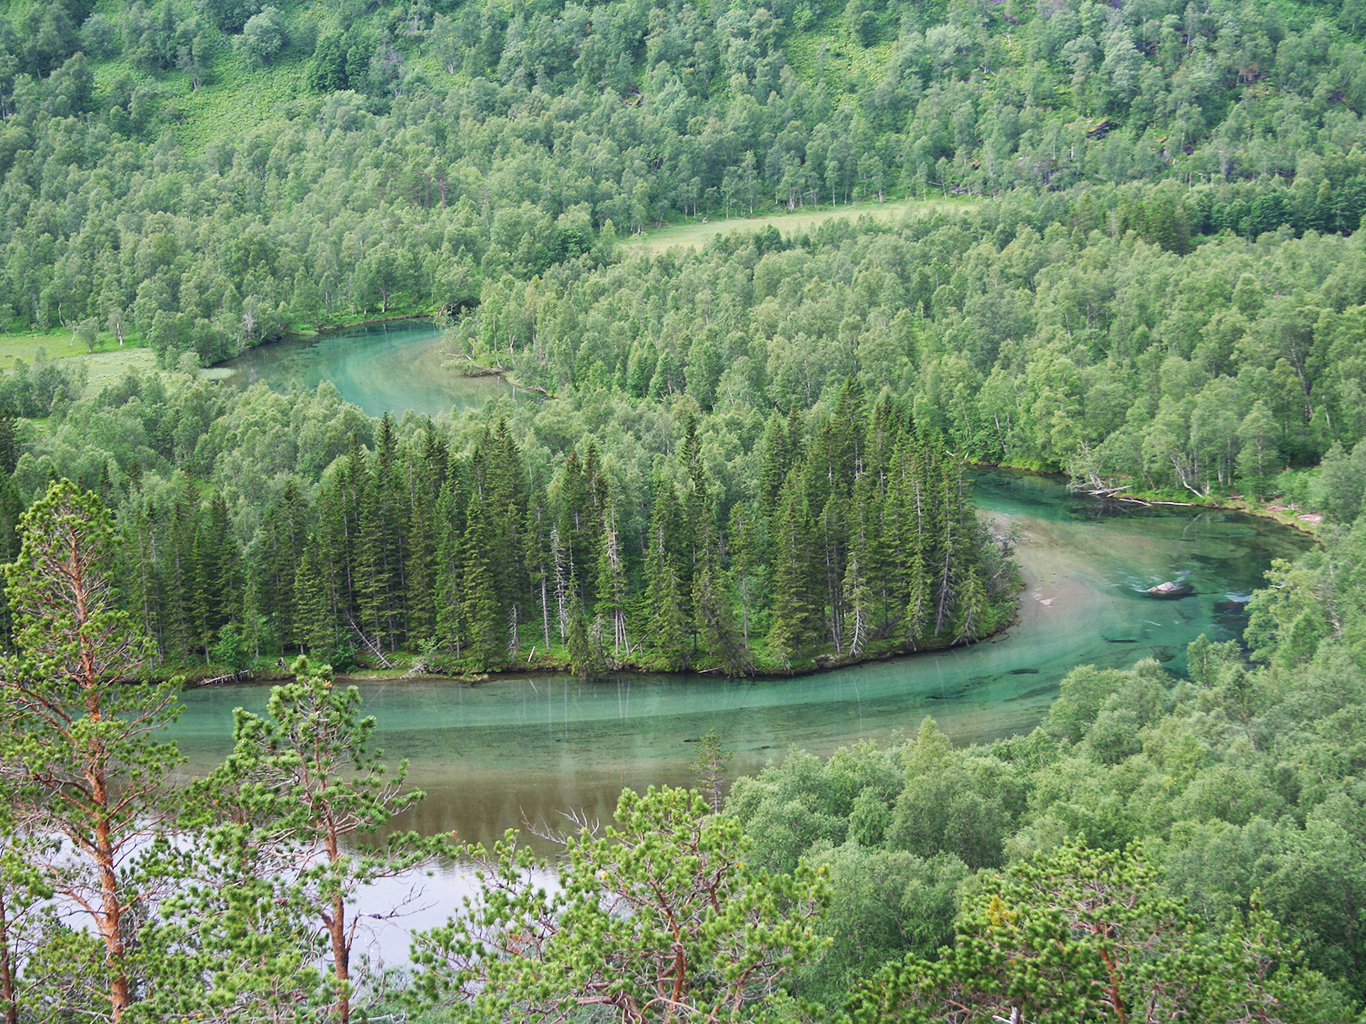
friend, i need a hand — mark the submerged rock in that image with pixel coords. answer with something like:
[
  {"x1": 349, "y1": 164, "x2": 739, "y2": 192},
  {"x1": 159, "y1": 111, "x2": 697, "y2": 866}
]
[{"x1": 1147, "y1": 581, "x2": 1193, "y2": 598}]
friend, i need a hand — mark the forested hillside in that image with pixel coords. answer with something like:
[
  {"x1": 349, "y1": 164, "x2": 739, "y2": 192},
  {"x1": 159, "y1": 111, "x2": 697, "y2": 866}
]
[
  {"x1": 5, "y1": 0, "x2": 1366, "y2": 1018},
  {"x1": 4, "y1": 0, "x2": 1366, "y2": 364},
  {"x1": 5, "y1": 0, "x2": 1366, "y2": 495}
]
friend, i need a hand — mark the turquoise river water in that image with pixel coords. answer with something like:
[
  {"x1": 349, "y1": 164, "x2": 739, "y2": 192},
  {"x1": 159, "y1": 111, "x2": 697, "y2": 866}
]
[
  {"x1": 195, "y1": 321, "x2": 1316, "y2": 965},
  {"x1": 169, "y1": 471, "x2": 1310, "y2": 846}
]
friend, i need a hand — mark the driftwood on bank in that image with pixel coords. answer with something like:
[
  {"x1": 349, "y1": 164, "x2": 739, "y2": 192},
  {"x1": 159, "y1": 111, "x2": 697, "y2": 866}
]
[
  {"x1": 347, "y1": 615, "x2": 396, "y2": 670},
  {"x1": 1075, "y1": 482, "x2": 1151, "y2": 505},
  {"x1": 449, "y1": 354, "x2": 556, "y2": 397},
  {"x1": 194, "y1": 668, "x2": 254, "y2": 687}
]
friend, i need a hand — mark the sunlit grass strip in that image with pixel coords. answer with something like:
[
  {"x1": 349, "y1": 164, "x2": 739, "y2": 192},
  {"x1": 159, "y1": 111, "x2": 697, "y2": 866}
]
[{"x1": 623, "y1": 197, "x2": 978, "y2": 253}]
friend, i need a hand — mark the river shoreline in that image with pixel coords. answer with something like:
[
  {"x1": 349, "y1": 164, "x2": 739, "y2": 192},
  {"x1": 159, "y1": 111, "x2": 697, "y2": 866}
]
[
  {"x1": 982, "y1": 462, "x2": 1325, "y2": 538},
  {"x1": 181, "y1": 619, "x2": 1021, "y2": 691},
  {"x1": 178, "y1": 473, "x2": 1313, "y2": 694}
]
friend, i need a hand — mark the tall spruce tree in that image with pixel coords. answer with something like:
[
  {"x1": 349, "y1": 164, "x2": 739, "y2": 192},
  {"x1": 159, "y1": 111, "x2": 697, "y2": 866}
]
[
  {"x1": 766, "y1": 476, "x2": 819, "y2": 669},
  {"x1": 643, "y1": 481, "x2": 688, "y2": 671},
  {"x1": 461, "y1": 491, "x2": 506, "y2": 670}
]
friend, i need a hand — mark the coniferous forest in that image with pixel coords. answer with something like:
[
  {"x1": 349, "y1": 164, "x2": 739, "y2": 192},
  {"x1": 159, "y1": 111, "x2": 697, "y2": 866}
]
[{"x1": 6, "y1": 0, "x2": 1366, "y2": 1018}]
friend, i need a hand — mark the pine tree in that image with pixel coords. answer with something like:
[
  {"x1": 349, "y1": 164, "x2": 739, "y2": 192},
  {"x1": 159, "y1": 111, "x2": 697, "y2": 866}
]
[
  {"x1": 194, "y1": 658, "x2": 425, "y2": 1024},
  {"x1": 0, "y1": 481, "x2": 182, "y2": 1020}
]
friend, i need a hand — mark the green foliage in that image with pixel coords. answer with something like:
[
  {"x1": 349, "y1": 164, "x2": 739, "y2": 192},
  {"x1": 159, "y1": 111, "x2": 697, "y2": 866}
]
[
  {"x1": 188, "y1": 656, "x2": 427, "y2": 1022},
  {"x1": 238, "y1": 6, "x2": 287, "y2": 67},
  {"x1": 849, "y1": 840, "x2": 1345, "y2": 1024},
  {"x1": 410, "y1": 785, "x2": 829, "y2": 1023},
  {"x1": 0, "y1": 479, "x2": 183, "y2": 1017}
]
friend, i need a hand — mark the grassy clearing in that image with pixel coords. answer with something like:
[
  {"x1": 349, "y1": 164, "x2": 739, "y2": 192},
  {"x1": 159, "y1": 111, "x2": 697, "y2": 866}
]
[
  {"x1": 0, "y1": 330, "x2": 157, "y2": 395},
  {"x1": 74, "y1": 348, "x2": 159, "y2": 394},
  {"x1": 171, "y1": 50, "x2": 312, "y2": 152},
  {"x1": 622, "y1": 198, "x2": 977, "y2": 253},
  {"x1": 0, "y1": 330, "x2": 97, "y2": 370}
]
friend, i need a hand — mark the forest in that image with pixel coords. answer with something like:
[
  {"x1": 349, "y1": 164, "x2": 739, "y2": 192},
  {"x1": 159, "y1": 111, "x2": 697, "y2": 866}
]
[{"x1": 4, "y1": 0, "x2": 1366, "y2": 1017}]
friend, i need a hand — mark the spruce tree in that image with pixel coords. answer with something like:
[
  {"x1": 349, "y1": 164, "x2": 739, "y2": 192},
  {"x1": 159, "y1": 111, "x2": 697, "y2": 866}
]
[
  {"x1": 294, "y1": 538, "x2": 337, "y2": 661},
  {"x1": 758, "y1": 409, "x2": 796, "y2": 525},
  {"x1": 766, "y1": 477, "x2": 818, "y2": 670},
  {"x1": 461, "y1": 492, "x2": 506, "y2": 671},
  {"x1": 354, "y1": 482, "x2": 393, "y2": 653},
  {"x1": 693, "y1": 561, "x2": 752, "y2": 676},
  {"x1": 726, "y1": 500, "x2": 761, "y2": 649},
  {"x1": 643, "y1": 484, "x2": 688, "y2": 671},
  {"x1": 163, "y1": 481, "x2": 199, "y2": 664},
  {"x1": 119, "y1": 497, "x2": 163, "y2": 655},
  {"x1": 405, "y1": 476, "x2": 438, "y2": 645},
  {"x1": 595, "y1": 499, "x2": 630, "y2": 659},
  {"x1": 256, "y1": 481, "x2": 308, "y2": 654}
]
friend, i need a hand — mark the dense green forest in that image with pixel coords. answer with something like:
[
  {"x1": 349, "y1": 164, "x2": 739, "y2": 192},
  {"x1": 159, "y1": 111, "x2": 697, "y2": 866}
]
[
  {"x1": 0, "y1": 367, "x2": 1015, "y2": 676},
  {"x1": 4, "y1": 474, "x2": 1366, "y2": 1021},
  {"x1": 5, "y1": 0, "x2": 1366, "y2": 1018}
]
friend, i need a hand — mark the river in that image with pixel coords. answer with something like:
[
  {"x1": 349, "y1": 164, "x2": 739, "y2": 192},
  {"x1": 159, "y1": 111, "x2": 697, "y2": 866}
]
[
  {"x1": 215, "y1": 319, "x2": 516, "y2": 418},
  {"x1": 168, "y1": 471, "x2": 1310, "y2": 847},
  {"x1": 194, "y1": 322, "x2": 1315, "y2": 969}
]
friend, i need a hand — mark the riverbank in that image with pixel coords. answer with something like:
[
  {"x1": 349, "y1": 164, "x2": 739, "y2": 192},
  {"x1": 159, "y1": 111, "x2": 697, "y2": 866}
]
[
  {"x1": 178, "y1": 570, "x2": 1023, "y2": 690},
  {"x1": 984, "y1": 461, "x2": 1327, "y2": 539},
  {"x1": 181, "y1": 617, "x2": 1020, "y2": 690},
  {"x1": 1074, "y1": 484, "x2": 1325, "y2": 539}
]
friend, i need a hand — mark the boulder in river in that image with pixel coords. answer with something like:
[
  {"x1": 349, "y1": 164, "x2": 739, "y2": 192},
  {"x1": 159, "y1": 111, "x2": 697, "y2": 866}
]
[{"x1": 1147, "y1": 581, "x2": 1193, "y2": 598}]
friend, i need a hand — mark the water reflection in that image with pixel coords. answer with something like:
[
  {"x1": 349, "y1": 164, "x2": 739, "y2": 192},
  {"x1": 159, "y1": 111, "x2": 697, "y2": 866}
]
[{"x1": 215, "y1": 320, "x2": 517, "y2": 419}]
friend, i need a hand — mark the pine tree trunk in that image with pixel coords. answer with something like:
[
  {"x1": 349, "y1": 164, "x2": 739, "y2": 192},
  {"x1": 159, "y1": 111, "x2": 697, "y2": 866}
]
[{"x1": 0, "y1": 888, "x2": 17, "y2": 1024}]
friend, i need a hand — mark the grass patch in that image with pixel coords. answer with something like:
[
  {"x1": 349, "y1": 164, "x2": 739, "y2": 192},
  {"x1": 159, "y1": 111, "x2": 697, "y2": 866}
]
[
  {"x1": 171, "y1": 49, "x2": 312, "y2": 152},
  {"x1": 0, "y1": 330, "x2": 94, "y2": 370},
  {"x1": 0, "y1": 329, "x2": 156, "y2": 397},
  {"x1": 73, "y1": 348, "x2": 159, "y2": 396},
  {"x1": 623, "y1": 198, "x2": 977, "y2": 253},
  {"x1": 0, "y1": 330, "x2": 150, "y2": 369}
]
